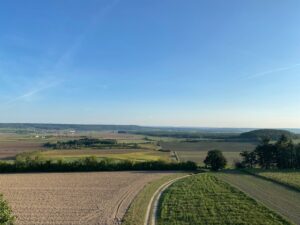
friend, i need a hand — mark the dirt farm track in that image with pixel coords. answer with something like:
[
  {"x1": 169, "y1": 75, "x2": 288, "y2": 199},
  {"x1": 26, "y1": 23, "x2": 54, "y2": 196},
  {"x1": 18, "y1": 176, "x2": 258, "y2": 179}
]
[{"x1": 0, "y1": 171, "x2": 173, "y2": 225}]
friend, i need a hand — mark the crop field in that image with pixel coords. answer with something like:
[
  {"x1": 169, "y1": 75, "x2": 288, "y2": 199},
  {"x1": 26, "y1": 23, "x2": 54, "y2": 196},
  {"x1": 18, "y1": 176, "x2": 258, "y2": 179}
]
[
  {"x1": 22, "y1": 149, "x2": 171, "y2": 162},
  {"x1": 0, "y1": 136, "x2": 43, "y2": 159},
  {"x1": 157, "y1": 174, "x2": 290, "y2": 225},
  {"x1": 0, "y1": 171, "x2": 174, "y2": 225},
  {"x1": 216, "y1": 171, "x2": 300, "y2": 224},
  {"x1": 161, "y1": 141, "x2": 256, "y2": 152},
  {"x1": 160, "y1": 141, "x2": 256, "y2": 166},
  {"x1": 176, "y1": 151, "x2": 241, "y2": 166},
  {"x1": 245, "y1": 169, "x2": 300, "y2": 191}
]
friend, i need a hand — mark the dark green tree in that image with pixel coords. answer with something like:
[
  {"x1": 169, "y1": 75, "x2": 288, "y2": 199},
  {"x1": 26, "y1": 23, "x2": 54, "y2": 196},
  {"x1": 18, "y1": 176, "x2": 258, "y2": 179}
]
[
  {"x1": 254, "y1": 138, "x2": 277, "y2": 169},
  {"x1": 204, "y1": 150, "x2": 227, "y2": 171},
  {"x1": 275, "y1": 135, "x2": 294, "y2": 169},
  {"x1": 240, "y1": 151, "x2": 257, "y2": 168}
]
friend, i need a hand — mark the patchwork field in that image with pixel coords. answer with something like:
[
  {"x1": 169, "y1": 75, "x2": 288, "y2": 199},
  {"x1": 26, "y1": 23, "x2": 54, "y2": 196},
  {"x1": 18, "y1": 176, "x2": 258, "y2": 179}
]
[
  {"x1": 216, "y1": 171, "x2": 300, "y2": 224},
  {"x1": 157, "y1": 174, "x2": 290, "y2": 225},
  {"x1": 0, "y1": 171, "x2": 173, "y2": 225}
]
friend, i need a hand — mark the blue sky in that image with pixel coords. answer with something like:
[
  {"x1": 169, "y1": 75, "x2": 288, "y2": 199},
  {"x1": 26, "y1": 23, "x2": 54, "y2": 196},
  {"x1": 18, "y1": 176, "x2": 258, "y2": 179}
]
[{"x1": 1, "y1": 0, "x2": 300, "y2": 128}]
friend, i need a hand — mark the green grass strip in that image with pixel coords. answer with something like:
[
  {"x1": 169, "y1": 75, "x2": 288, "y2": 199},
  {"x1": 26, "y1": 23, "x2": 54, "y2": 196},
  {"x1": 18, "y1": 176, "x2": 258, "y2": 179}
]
[{"x1": 157, "y1": 174, "x2": 291, "y2": 225}]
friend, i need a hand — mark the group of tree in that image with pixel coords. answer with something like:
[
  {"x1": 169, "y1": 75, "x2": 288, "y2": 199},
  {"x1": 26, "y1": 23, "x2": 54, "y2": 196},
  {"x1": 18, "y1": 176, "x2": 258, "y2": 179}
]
[
  {"x1": 240, "y1": 135, "x2": 300, "y2": 169},
  {"x1": 44, "y1": 138, "x2": 117, "y2": 149}
]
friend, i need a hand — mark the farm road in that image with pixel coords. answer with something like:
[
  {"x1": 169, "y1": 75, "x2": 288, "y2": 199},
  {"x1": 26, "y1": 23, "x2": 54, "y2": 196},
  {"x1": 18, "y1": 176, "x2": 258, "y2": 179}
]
[{"x1": 216, "y1": 171, "x2": 300, "y2": 225}]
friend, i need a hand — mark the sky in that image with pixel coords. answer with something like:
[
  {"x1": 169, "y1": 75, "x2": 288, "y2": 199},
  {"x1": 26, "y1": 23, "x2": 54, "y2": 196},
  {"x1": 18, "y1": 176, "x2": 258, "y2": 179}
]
[{"x1": 0, "y1": 0, "x2": 300, "y2": 128}]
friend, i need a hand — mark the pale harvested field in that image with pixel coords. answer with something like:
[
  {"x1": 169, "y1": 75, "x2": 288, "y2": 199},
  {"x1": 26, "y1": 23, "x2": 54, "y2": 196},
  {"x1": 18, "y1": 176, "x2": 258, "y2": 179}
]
[{"x1": 0, "y1": 172, "x2": 173, "y2": 225}]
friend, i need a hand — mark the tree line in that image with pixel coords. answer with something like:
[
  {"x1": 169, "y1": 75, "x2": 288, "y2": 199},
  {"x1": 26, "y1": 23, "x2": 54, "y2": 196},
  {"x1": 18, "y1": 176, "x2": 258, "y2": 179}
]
[
  {"x1": 0, "y1": 157, "x2": 197, "y2": 173},
  {"x1": 239, "y1": 135, "x2": 300, "y2": 169},
  {"x1": 44, "y1": 138, "x2": 118, "y2": 149}
]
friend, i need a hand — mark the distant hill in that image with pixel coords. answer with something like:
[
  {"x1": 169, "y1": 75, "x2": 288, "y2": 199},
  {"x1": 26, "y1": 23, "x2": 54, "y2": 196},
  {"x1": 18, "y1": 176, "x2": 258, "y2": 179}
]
[
  {"x1": 240, "y1": 129, "x2": 296, "y2": 140},
  {"x1": 0, "y1": 123, "x2": 253, "y2": 133}
]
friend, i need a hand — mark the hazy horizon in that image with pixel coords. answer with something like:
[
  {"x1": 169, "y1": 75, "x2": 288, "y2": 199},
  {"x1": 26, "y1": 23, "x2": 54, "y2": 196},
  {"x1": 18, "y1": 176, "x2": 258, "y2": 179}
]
[{"x1": 1, "y1": 1, "x2": 300, "y2": 128}]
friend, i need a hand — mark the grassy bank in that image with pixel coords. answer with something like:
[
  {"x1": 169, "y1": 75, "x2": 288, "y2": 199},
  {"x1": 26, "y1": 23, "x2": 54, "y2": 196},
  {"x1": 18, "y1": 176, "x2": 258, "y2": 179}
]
[
  {"x1": 122, "y1": 173, "x2": 188, "y2": 225},
  {"x1": 157, "y1": 174, "x2": 291, "y2": 225}
]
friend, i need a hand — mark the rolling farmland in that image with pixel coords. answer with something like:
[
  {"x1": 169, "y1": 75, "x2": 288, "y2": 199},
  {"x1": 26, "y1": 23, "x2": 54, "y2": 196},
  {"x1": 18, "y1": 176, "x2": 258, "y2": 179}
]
[
  {"x1": 157, "y1": 174, "x2": 290, "y2": 225},
  {"x1": 215, "y1": 171, "x2": 300, "y2": 224},
  {"x1": 0, "y1": 171, "x2": 174, "y2": 225}
]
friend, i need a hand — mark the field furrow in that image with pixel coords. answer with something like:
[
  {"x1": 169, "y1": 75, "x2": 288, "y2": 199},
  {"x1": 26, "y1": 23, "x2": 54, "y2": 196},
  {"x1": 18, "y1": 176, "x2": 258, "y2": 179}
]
[{"x1": 0, "y1": 171, "x2": 173, "y2": 225}]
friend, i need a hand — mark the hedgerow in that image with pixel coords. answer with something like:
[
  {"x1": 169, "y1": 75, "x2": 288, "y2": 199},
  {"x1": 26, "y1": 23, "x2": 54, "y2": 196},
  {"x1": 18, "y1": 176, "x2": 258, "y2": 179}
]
[{"x1": 0, "y1": 157, "x2": 197, "y2": 173}]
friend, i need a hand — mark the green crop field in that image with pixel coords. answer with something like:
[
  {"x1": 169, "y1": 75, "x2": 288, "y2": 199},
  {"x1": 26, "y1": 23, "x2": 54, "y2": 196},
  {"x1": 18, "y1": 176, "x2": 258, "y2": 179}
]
[
  {"x1": 157, "y1": 174, "x2": 291, "y2": 225},
  {"x1": 245, "y1": 169, "x2": 300, "y2": 191}
]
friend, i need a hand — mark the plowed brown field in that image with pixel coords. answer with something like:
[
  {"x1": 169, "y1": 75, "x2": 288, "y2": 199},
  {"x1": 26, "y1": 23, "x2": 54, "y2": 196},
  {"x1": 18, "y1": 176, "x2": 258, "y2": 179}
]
[{"x1": 0, "y1": 172, "x2": 173, "y2": 225}]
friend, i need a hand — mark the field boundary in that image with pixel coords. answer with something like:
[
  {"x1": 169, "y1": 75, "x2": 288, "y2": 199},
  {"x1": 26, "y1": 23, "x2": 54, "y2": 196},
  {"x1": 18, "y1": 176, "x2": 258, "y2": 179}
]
[
  {"x1": 144, "y1": 174, "x2": 191, "y2": 225},
  {"x1": 242, "y1": 169, "x2": 300, "y2": 193}
]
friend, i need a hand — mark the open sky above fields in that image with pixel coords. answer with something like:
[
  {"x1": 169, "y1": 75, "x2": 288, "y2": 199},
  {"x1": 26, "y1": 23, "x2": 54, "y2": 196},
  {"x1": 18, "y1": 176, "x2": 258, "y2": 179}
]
[{"x1": 0, "y1": 0, "x2": 300, "y2": 128}]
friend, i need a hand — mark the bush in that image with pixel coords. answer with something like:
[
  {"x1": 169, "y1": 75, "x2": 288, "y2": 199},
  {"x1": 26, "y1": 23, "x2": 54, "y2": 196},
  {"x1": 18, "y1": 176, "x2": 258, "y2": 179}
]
[{"x1": 0, "y1": 194, "x2": 14, "y2": 225}]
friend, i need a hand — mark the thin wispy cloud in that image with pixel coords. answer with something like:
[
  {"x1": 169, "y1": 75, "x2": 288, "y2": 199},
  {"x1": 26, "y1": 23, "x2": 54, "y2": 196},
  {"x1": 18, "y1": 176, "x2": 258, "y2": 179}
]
[
  {"x1": 5, "y1": 79, "x2": 63, "y2": 105},
  {"x1": 245, "y1": 63, "x2": 300, "y2": 80}
]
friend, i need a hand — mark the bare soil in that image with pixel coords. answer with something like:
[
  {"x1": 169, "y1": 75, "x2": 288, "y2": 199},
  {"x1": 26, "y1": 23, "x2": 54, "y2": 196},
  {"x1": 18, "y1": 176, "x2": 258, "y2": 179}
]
[
  {"x1": 0, "y1": 171, "x2": 173, "y2": 225},
  {"x1": 0, "y1": 141, "x2": 43, "y2": 159}
]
